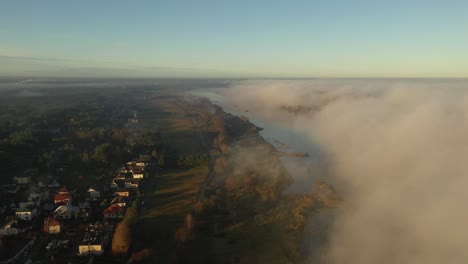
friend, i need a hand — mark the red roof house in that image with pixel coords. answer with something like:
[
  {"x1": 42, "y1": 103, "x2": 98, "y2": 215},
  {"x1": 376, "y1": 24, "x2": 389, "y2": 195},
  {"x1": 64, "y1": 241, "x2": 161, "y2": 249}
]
[
  {"x1": 43, "y1": 217, "x2": 62, "y2": 234},
  {"x1": 103, "y1": 204, "x2": 125, "y2": 219},
  {"x1": 54, "y1": 186, "x2": 72, "y2": 205}
]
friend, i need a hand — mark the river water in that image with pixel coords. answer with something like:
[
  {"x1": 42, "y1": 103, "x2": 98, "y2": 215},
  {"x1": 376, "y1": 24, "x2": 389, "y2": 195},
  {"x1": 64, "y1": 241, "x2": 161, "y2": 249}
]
[{"x1": 193, "y1": 90, "x2": 326, "y2": 194}]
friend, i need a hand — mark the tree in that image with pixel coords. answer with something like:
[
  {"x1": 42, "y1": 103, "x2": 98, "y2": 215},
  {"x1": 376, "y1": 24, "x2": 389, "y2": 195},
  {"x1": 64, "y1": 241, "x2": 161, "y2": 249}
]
[
  {"x1": 9, "y1": 129, "x2": 33, "y2": 145},
  {"x1": 124, "y1": 201, "x2": 139, "y2": 226},
  {"x1": 151, "y1": 150, "x2": 158, "y2": 160},
  {"x1": 112, "y1": 201, "x2": 139, "y2": 255},
  {"x1": 92, "y1": 143, "x2": 111, "y2": 164},
  {"x1": 157, "y1": 154, "x2": 165, "y2": 168},
  {"x1": 112, "y1": 222, "x2": 132, "y2": 255}
]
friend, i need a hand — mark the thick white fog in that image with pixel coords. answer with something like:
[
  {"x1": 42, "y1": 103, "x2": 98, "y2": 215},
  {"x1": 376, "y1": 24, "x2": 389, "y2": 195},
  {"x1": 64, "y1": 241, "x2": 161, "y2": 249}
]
[{"x1": 225, "y1": 79, "x2": 468, "y2": 263}]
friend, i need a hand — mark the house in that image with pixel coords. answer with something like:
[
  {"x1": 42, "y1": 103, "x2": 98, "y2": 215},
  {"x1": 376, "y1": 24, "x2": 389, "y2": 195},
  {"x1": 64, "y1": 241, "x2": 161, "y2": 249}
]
[
  {"x1": 79, "y1": 202, "x2": 92, "y2": 219},
  {"x1": 87, "y1": 188, "x2": 100, "y2": 199},
  {"x1": 0, "y1": 204, "x2": 6, "y2": 215},
  {"x1": 38, "y1": 178, "x2": 48, "y2": 188},
  {"x1": 16, "y1": 208, "x2": 33, "y2": 221},
  {"x1": 128, "y1": 117, "x2": 139, "y2": 123},
  {"x1": 114, "y1": 188, "x2": 130, "y2": 197},
  {"x1": 19, "y1": 200, "x2": 39, "y2": 209},
  {"x1": 124, "y1": 179, "x2": 139, "y2": 189},
  {"x1": 78, "y1": 224, "x2": 113, "y2": 256},
  {"x1": 43, "y1": 217, "x2": 62, "y2": 234},
  {"x1": 111, "y1": 196, "x2": 127, "y2": 207},
  {"x1": 39, "y1": 189, "x2": 50, "y2": 201},
  {"x1": 54, "y1": 186, "x2": 72, "y2": 205},
  {"x1": 0, "y1": 220, "x2": 29, "y2": 236},
  {"x1": 54, "y1": 205, "x2": 74, "y2": 219},
  {"x1": 110, "y1": 181, "x2": 119, "y2": 189},
  {"x1": 132, "y1": 170, "x2": 144, "y2": 179},
  {"x1": 13, "y1": 176, "x2": 31, "y2": 185},
  {"x1": 80, "y1": 201, "x2": 91, "y2": 209},
  {"x1": 103, "y1": 204, "x2": 125, "y2": 219},
  {"x1": 1, "y1": 184, "x2": 19, "y2": 195},
  {"x1": 48, "y1": 179, "x2": 60, "y2": 188},
  {"x1": 28, "y1": 192, "x2": 41, "y2": 202},
  {"x1": 119, "y1": 167, "x2": 129, "y2": 174},
  {"x1": 115, "y1": 173, "x2": 126, "y2": 180},
  {"x1": 42, "y1": 203, "x2": 55, "y2": 212}
]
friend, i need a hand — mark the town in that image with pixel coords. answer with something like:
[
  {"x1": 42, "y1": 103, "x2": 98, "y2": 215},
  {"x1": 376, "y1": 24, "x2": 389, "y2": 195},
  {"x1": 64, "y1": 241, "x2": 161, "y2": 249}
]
[{"x1": 0, "y1": 157, "x2": 150, "y2": 263}]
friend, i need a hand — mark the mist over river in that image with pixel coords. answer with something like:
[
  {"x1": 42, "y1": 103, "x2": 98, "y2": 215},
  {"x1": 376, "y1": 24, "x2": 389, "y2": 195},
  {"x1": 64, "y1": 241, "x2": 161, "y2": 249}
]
[{"x1": 193, "y1": 90, "x2": 326, "y2": 194}]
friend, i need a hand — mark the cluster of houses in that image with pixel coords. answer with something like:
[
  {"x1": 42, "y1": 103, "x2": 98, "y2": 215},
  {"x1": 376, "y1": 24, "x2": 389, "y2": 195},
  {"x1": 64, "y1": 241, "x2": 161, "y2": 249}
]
[
  {"x1": 78, "y1": 223, "x2": 114, "y2": 257},
  {"x1": 0, "y1": 160, "x2": 147, "y2": 260}
]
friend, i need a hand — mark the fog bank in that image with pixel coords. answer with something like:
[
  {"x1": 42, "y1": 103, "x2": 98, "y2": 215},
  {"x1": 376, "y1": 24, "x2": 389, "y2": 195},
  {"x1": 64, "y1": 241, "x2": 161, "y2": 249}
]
[{"x1": 225, "y1": 79, "x2": 468, "y2": 263}]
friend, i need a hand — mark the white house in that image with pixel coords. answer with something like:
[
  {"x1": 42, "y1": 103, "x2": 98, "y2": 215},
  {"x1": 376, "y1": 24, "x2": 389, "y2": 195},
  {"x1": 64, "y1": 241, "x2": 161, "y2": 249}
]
[
  {"x1": 28, "y1": 192, "x2": 41, "y2": 202},
  {"x1": 2, "y1": 184, "x2": 19, "y2": 194},
  {"x1": 132, "y1": 171, "x2": 144, "y2": 179},
  {"x1": 13, "y1": 176, "x2": 31, "y2": 185},
  {"x1": 0, "y1": 220, "x2": 28, "y2": 236},
  {"x1": 87, "y1": 188, "x2": 100, "y2": 199},
  {"x1": 16, "y1": 208, "x2": 34, "y2": 221},
  {"x1": 40, "y1": 189, "x2": 50, "y2": 201},
  {"x1": 19, "y1": 200, "x2": 40, "y2": 209},
  {"x1": 125, "y1": 179, "x2": 139, "y2": 189}
]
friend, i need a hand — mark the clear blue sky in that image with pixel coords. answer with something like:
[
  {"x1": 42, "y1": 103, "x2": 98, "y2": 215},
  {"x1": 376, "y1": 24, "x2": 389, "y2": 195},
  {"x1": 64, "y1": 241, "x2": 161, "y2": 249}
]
[{"x1": 1, "y1": 0, "x2": 467, "y2": 78}]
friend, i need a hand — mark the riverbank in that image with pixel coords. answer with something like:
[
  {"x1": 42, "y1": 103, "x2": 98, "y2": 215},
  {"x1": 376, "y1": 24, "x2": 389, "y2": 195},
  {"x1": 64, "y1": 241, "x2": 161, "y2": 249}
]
[{"x1": 192, "y1": 90, "x2": 324, "y2": 194}]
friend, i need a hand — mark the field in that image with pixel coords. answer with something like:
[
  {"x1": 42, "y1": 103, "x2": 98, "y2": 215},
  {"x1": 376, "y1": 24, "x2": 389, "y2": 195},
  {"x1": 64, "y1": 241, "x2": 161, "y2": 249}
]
[{"x1": 132, "y1": 93, "x2": 212, "y2": 262}]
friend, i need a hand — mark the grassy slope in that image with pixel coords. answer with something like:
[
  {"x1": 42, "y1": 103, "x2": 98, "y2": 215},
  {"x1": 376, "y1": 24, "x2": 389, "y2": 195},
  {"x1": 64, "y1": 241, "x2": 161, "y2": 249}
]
[{"x1": 135, "y1": 94, "x2": 211, "y2": 262}]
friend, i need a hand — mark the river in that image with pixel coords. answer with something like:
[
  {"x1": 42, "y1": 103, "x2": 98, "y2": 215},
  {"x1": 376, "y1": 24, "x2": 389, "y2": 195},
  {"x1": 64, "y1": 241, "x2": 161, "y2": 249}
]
[{"x1": 193, "y1": 90, "x2": 326, "y2": 194}]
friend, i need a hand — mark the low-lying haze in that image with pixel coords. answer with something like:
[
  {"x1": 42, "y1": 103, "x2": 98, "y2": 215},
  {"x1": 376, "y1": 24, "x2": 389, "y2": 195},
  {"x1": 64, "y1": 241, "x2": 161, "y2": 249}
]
[{"x1": 225, "y1": 79, "x2": 468, "y2": 263}]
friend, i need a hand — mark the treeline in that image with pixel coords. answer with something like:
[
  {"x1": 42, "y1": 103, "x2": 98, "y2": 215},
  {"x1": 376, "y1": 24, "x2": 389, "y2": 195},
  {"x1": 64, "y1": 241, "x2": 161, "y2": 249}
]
[
  {"x1": 0, "y1": 92, "x2": 164, "y2": 187},
  {"x1": 177, "y1": 153, "x2": 209, "y2": 168},
  {"x1": 112, "y1": 199, "x2": 140, "y2": 255}
]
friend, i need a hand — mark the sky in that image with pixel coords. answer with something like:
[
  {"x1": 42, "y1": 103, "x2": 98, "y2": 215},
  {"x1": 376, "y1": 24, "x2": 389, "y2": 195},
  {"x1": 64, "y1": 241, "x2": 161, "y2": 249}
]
[{"x1": 1, "y1": 0, "x2": 468, "y2": 78}]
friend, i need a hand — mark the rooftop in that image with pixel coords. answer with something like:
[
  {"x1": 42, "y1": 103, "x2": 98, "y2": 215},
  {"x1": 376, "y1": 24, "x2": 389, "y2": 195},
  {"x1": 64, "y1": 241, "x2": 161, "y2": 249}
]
[{"x1": 57, "y1": 186, "x2": 69, "y2": 194}]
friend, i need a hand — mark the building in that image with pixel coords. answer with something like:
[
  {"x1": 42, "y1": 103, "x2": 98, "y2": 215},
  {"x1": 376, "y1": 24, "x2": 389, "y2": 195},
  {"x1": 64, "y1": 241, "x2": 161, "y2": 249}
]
[
  {"x1": 54, "y1": 186, "x2": 72, "y2": 205},
  {"x1": 110, "y1": 181, "x2": 119, "y2": 189},
  {"x1": 111, "y1": 196, "x2": 127, "y2": 207},
  {"x1": 124, "y1": 179, "x2": 139, "y2": 189},
  {"x1": 132, "y1": 170, "x2": 144, "y2": 179},
  {"x1": 54, "y1": 205, "x2": 74, "y2": 219},
  {"x1": 12, "y1": 176, "x2": 31, "y2": 185},
  {"x1": 78, "y1": 224, "x2": 113, "y2": 256},
  {"x1": 0, "y1": 220, "x2": 28, "y2": 236},
  {"x1": 114, "y1": 188, "x2": 130, "y2": 197},
  {"x1": 18, "y1": 200, "x2": 39, "y2": 209},
  {"x1": 79, "y1": 202, "x2": 92, "y2": 219},
  {"x1": 15, "y1": 208, "x2": 33, "y2": 221},
  {"x1": 103, "y1": 204, "x2": 125, "y2": 219},
  {"x1": 43, "y1": 217, "x2": 61, "y2": 234},
  {"x1": 1, "y1": 184, "x2": 19, "y2": 195},
  {"x1": 87, "y1": 188, "x2": 100, "y2": 199}
]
